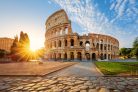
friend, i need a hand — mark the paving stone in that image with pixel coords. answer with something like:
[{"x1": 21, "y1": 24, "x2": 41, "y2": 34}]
[
  {"x1": 88, "y1": 89, "x2": 98, "y2": 92},
  {"x1": 0, "y1": 85, "x2": 10, "y2": 90},
  {"x1": 80, "y1": 90, "x2": 87, "y2": 92},
  {"x1": 99, "y1": 87, "x2": 110, "y2": 92},
  {"x1": 79, "y1": 85, "x2": 88, "y2": 90}
]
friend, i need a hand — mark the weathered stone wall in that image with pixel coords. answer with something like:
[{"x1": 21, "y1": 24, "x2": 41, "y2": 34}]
[{"x1": 45, "y1": 10, "x2": 119, "y2": 61}]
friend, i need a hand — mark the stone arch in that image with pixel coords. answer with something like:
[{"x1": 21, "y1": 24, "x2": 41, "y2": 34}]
[
  {"x1": 70, "y1": 39, "x2": 74, "y2": 46},
  {"x1": 64, "y1": 53, "x2": 67, "y2": 60},
  {"x1": 54, "y1": 41, "x2": 56, "y2": 48},
  {"x1": 70, "y1": 52, "x2": 74, "y2": 60},
  {"x1": 77, "y1": 52, "x2": 82, "y2": 60},
  {"x1": 58, "y1": 53, "x2": 61, "y2": 60},
  {"x1": 53, "y1": 53, "x2": 56, "y2": 60},
  {"x1": 104, "y1": 54, "x2": 106, "y2": 59},
  {"x1": 108, "y1": 44, "x2": 110, "y2": 50},
  {"x1": 58, "y1": 40, "x2": 62, "y2": 47},
  {"x1": 86, "y1": 53, "x2": 90, "y2": 60},
  {"x1": 104, "y1": 44, "x2": 107, "y2": 50},
  {"x1": 85, "y1": 41, "x2": 90, "y2": 51},
  {"x1": 100, "y1": 44, "x2": 103, "y2": 50},
  {"x1": 92, "y1": 53, "x2": 96, "y2": 60},
  {"x1": 80, "y1": 41, "x2": 83, "y2": 47},
  {"x1": 100, "y1": 53, "x2": 103, "y2": 60},
  {"x1": 65, "y1": 39, "x2": 67, "y2": 47},
  {"x1": 108, "y1": 54, "x2": 110, "y2": 59}
]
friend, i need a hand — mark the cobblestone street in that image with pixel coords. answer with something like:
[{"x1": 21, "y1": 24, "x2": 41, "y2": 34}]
[
  {"x1": 0, "y1": 62, "x2": 137, "y2": 92},
  {"x1": 0, "y1": 76, "x2": 137, "y2": 92}
]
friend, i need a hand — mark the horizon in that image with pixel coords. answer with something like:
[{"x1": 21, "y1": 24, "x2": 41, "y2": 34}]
[{"x1": 0, "y1": 0, "x2": 138, "y2": 49}]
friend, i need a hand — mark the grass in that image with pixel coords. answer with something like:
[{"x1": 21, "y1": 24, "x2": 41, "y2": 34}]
[{"x1": 95, "y1": 61, "x2": 138, "y2": 75}]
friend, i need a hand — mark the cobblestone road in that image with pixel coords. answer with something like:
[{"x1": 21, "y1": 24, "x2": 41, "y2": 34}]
[
  {"x1": 0, "y1": 76, "x2": 137, "y2": 92},
  {"x1": 47, "y1": 62, "x2": 102, "y2": 77}
]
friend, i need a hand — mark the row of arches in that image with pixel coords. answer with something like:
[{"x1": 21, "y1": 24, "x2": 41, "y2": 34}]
[
  {"x1": 48, "y1": 39, "x2": 117, "y2": 52},
  {"x1": 48, "y1": 52, "x2": 114, "y2": 61},
  {"x1": 49, "y1": 52, "x2": 97, "y2": 61},
  {"x1": 48, "y1": 39, "x2": 75, "y2": 48},
  {"x1": 46, "y1": 27, "x2": 68, "y2": 38}
]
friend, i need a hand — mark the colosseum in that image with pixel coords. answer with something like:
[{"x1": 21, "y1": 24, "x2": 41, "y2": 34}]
[{"x1": 45, "y1": 9, "x2": 119, "y2": 61}]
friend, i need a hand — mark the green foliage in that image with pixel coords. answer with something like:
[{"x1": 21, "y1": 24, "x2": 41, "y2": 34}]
[
  {"x1": 119, "y1": 48, "x2": 132, "y2": 58},
  {"x1": 133, "y1": 37, "x2": 138, "y2": 59},
  {"x1": 0, "y1": 49, "x2": 7, "y2": 58},
  {"x1": 11, "y1": 35, "x2": 18, "y2": 54},
  {"x1": 95, "y1": 62, "x2": 138, "y2": 75}
]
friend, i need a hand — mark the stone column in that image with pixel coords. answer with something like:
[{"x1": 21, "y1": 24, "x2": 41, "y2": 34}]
[
  {"x1": 61, "y1": 52, "x2": 64, "y2": 61},
  {"x1": 67, "y1": 51, "x2": 70, "y2": 60},
  {"x1": 74, "y1": 50, "x2": 77, "y2": 61},
  {"x1": 82, "y1": 50, "x2": 86, "y2": 61}
]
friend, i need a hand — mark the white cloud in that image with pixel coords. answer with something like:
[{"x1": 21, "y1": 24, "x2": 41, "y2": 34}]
[{"x1": 52, "y1": 0, "x2": 138, "y2": 48}]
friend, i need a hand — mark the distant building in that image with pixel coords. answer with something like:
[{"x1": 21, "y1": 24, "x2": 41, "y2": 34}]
[
  {"x1": 0, "y1": 37, "x2": 14, "y2": 53},
  {"x1": 45, "y1": 10, "x2": 119, "y2": 61}
]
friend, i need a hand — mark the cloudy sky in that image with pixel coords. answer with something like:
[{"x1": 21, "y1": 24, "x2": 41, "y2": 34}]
[{"x1": 0, "y1": 0, "x2": 138, "y2": 49}]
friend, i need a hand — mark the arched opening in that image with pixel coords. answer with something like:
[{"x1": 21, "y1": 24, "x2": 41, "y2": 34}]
[
  {"x1": 80, "y1": 41, "x2": 83, "y2": 47},
  {"x1": 54, "y1": 41, "x2": 56, "y2": 48},
  {"x1": 86, "y1": 53, "x2": 90, "y2": 60},
  {"x1": 65, "y1": 40, "x2": 67, "y2": 47},
  {"x1": 58, "y1": 40, "x2": 61, "y2": 47},
  {"x1": 104, "y1": 54, "x2": 106, "y2": 59},
  {"x1": 64, "y1": 53, "x2": 67, "y2": 60},
  {"x1": 100, "y1": 44, "x2": 103, "y2": 51},
  {"x1": 85, "y1": 41, "x2": 90, "y2": 51},
  {"x1": 104, "y1": 44, "x2": 106, "y2": 50},
  {"x1": 77, "y1": 52, "x2": 82, "y2": 60},
  {"x1": 92, "y1": 53, "x2": 96, "y2": 60},
  {"x1": 53, "y1": 53, "x2": 56, "y2": 60},
  {"x1": 70, "y1": 39, "x2": 74, "y2": 46},
  {"x1": 108, "y1": 54, "x2": 110, "y2": 60},
  {"x1": 108, "y1": 45, "x2": 110, "y2": 50},
  {"x1": 100, "y1": 53, "x2": 103, "y2": 60},
  {"x1": 58, "y1": 53, "x2": 61, "y2": 60},
  {"x1": 70, "y1": 52, "x2": 74, "y2": 60}
]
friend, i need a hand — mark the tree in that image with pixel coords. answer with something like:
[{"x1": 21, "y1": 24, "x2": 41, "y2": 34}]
[
  {"x1": 10, "y1": 31, "x2": 31, "y2": 61},
  {"x1": 0, "y1": 49, "x2": 7, "y2": 58},
  {"x1": 133, "y1": 37, "x2": 138, "y2": 59},
  {"x1": 18, "y1": 31, "x2": 30, "y2": 61},
  {"x1": 11, "y1": 35, "x2": 18, "y2": 54},
  {"x1": 119, "y1": 48, "x2": 132, "y2": 58}
]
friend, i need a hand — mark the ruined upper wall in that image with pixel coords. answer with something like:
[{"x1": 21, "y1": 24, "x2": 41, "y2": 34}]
[{"x1": 46, "y1": 9, "x2": 69, "y2": 31}]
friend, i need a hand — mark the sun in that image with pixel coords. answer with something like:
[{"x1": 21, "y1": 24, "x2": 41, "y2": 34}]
[{"x1": 30, "y1": 41, "x2": 42, "y2": 52}]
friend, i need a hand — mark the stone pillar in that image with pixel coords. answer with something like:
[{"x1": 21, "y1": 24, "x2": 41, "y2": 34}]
[
  {"x1": 61, "y1": 52, "x2": 64, "y2": 61},
  {"x1": 67, "y1": 38, "x2": 70, "y2": 48},
  {"x1": 62, "y1": 39, "x2": 64, "y2": 48},
  {"x1": 68, "y1": 24, "x2": 72, "y2": 34},
  {"x1": 82, "y1": 50, "x2": 86, "y2": 61},
  {"x1": 74, "y1": 50, "x2": 77, "y2": 61},
  {"x1": 67, "y1": 51, "x2": 70, "y2": 60}
]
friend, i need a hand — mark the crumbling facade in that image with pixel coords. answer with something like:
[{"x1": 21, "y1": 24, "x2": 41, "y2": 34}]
[{"x1": 45, "y1": 9, "x2": 119, "y2": 61}]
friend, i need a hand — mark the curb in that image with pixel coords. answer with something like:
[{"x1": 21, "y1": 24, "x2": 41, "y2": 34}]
[{"x1": 0, "y1": 62, "x2": 78, "y2": 77}]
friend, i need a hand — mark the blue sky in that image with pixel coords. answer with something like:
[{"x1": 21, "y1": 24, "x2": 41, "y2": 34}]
[{"x1": 0, "y1": 0, "x2": 138, "y2": 49}]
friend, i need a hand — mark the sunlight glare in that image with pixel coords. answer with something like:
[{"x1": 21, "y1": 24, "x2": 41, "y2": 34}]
[{"x1": 30, "y1": 39, "x2": 42, "y2": 52}]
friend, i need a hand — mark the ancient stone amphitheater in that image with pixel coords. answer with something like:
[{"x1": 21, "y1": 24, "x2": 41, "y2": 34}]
[{"x1": 45, "y1": 9, "x2": 119, "y2": 61}]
